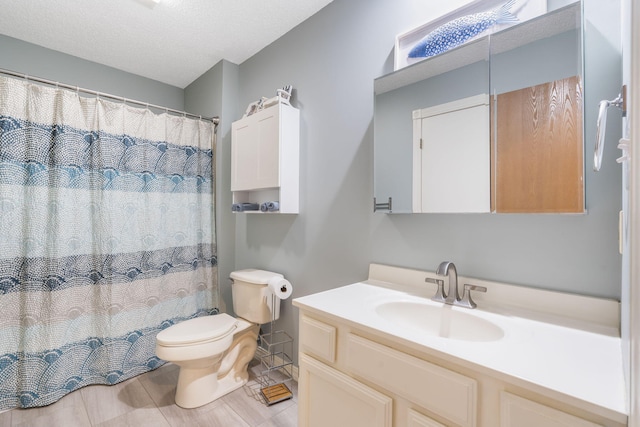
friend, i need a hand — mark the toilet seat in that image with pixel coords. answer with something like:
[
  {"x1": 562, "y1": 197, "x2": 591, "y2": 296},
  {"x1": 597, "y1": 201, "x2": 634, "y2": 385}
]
[{"x1": 156, "y1": 313, "x2": 239, "y2": 347}]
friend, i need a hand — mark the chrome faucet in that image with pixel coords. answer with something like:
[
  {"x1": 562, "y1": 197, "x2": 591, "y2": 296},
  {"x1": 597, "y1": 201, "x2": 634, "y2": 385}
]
[
  {"x1": 425, "y1": 261, "x2": 487, "y2": 309},
  {"x1": 437, "y1": 261, "x2": 460, "y2": 305}
]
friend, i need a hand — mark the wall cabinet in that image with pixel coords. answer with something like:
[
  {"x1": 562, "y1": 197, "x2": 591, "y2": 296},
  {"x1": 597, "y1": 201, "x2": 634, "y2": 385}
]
[
  {"x1": 231, "y1": 101, "x2": 299, "y2": 213},
  {"x1": 373, "y1": 2, "x2": 590, "y2": 214},
  {"x1": 296, "y1": 311, "x2": 621, "y2": 427}
]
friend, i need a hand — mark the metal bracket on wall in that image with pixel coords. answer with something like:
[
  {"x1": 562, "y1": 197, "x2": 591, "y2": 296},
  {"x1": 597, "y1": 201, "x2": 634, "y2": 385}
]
[
  {"x1": 594, "y1": 85, "x2": 627, "y2": 171},
  {"x1": 373, "y1": 197, "x2": 392, "y2": 213}
]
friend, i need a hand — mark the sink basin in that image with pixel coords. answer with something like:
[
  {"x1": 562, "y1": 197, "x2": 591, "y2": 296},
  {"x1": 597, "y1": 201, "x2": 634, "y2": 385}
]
[{"x1": 375, "y1": 301, "x2": 504, "y2": 342}]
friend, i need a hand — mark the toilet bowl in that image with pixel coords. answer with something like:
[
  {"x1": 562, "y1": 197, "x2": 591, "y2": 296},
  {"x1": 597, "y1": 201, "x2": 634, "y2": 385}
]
[{"x1": 155, "y1": 269, "x2": 285, "y2": 408}]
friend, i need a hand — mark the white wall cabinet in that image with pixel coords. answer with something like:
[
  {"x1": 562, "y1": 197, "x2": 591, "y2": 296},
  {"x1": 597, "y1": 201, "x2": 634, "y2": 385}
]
[
  {"x1": 296, "y1": 311, "x2": 624, "y2": 427},
  {"x1": 412, "y1": 94, "x2": 490, "y2": 213},
  {"x1": 231, "y1": 101, "x2": 299, "y2": 213}
]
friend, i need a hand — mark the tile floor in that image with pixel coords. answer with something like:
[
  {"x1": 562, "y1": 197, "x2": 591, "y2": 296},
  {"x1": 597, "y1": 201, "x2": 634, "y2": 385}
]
[{"x1": 0, "y1": 360, "x2": 298, "y2": 427}]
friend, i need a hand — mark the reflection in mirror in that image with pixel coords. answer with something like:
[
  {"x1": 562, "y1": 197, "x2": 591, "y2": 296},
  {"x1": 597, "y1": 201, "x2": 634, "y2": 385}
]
[
  {"x1": 374, "y1": 38, "x2": 490, "y2": 213},
  {"x1": 490, "y1": 4, "x2": 583, "y2": 212},
  {"x1": 373, "y1": 2, "x2": 584, "y2": 214},
  {"x1": 413, "y1": 94, "x2": 491, "y2": 213}
]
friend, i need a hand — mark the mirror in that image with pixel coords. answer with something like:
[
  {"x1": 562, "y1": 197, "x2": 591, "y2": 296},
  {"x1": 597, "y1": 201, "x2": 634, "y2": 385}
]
[{"x1": 374, "y1": 2, "x2": 584, "y2": 214}]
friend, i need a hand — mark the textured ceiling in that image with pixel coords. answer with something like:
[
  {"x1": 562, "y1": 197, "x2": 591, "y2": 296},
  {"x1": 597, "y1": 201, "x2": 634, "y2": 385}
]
[{"x1": 0, "y1": 0, "x2": 333, "y2": 88}]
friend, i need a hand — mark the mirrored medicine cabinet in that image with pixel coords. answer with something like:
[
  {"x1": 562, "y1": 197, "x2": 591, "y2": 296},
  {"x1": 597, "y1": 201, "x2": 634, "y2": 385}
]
[{"x1": 373, "y1": 1, "x2": 584, "y2": 214}]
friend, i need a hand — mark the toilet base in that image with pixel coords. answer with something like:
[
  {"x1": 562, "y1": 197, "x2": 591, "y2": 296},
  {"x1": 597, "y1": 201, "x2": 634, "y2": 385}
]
[
  {"x1": 172, "y1": 323, "x2": 259, "y2": 409},
  {"x1": 175, "y1": 366, "x2": 249, "y2": 409}
]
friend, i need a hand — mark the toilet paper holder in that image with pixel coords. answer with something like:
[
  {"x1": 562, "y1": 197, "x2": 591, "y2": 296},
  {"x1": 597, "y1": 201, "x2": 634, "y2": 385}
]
[{"x1": 258, "y1": 279, "x2": 294, "y2": 405}]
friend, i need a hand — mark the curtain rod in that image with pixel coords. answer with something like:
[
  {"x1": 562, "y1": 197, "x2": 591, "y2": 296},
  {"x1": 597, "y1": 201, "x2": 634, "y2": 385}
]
[{"x1": 0, "y1": 68, "x2": 220, "y2": 126}]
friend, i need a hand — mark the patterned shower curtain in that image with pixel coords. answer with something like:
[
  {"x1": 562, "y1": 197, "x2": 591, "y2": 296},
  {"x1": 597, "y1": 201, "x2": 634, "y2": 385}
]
[{"x1": 0, "y1": 75, "x2": 218, "y2": 410}]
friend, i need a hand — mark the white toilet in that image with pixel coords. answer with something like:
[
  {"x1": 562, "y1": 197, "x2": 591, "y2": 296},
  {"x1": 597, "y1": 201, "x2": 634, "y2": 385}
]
[{"x1": 155, "y1": 269, "x2": 284, "y2": 408}]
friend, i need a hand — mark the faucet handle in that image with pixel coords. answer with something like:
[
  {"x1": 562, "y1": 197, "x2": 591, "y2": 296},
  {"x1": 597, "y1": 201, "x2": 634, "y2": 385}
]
[
  {"x1": 426, "y1": 277, "x2": 447, "y2": 303},
  {"x1": 456, "y1": 284, "x2": 487, "y2": 309}
]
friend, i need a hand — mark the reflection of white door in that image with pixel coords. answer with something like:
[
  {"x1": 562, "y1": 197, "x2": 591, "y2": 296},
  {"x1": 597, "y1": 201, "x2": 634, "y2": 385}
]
[{"x1": 412, "y1": 95, "x2": 490, "y2": 213}]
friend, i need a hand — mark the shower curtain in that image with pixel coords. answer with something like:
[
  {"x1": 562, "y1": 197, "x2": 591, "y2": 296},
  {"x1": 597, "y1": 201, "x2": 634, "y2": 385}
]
[{"x1": 0, "y1": 75, "x2": 218, "y2": 410}]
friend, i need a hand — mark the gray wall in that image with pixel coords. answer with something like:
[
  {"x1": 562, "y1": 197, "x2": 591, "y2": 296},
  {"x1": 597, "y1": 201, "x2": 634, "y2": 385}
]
[
  {"x1": 0, "y1": 35, "x2": 184, "y2": 110},
  {"x1": 185, "y1": 60, "x2": 240, "y2": 315},
  {"x1": 231, "y1": 0, "x2": 623, "y2": 364},
  {"x1": 0, "y1": 0, "x2": 623, "y2": 369}
]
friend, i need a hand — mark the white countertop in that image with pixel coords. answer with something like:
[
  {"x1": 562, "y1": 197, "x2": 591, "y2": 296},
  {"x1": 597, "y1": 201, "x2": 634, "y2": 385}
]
[{"x1": 293, "y1": 280, "x2": 628, "y2": 423}]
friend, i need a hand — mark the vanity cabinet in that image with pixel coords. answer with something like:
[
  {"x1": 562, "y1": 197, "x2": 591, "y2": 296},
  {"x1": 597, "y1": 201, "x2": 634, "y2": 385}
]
[
  {"x1": 296, "y1": 311, "x2": 621, "y2": 427},
  {"x1": 298, "y1": 313, "x2": 474, "y2": 427},
  {"x1": 231, "y1": 101, "x2": 299, "y2": 213}
]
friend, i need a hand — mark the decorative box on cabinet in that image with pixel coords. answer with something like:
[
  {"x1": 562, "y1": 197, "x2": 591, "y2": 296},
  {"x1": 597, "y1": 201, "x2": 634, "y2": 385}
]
[{"x1": 231, "y1": 101, "x2": 300, "y2": 213}]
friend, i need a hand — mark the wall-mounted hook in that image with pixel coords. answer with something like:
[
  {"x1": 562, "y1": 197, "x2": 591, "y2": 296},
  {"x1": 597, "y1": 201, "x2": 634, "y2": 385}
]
[
  {"x1": 594, "y1": 85, "x2": 626, "y2": 171},
  {"x1": 373, "y1": 197, "x2": 393, "y2": 213}
]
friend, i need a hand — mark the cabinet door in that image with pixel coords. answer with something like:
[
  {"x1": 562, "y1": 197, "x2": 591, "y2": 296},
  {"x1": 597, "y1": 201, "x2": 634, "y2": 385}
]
[
  {"x1": 414, "y1": 94, "x2": 490, "y2": 213},
  {"x1": 298, "y1": 353, "x2": 392, "y2": 427},
  {"x1": 346, "y1": 333, "x2": 476, "y2": 427},
  {"x1": 408, "y1": 409, "x2": 446, "y2": 427},
  {"x1": 231, "y1": 107, "x2": 280, "y2": 191},
  {"x1": 500, "y1": 392, "x2": 603, "y2": 427}
]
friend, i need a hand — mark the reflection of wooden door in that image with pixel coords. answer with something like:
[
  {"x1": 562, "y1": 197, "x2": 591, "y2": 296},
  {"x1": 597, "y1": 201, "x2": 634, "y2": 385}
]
[{"x1": 493, "y1": 76, "x2": 584, "y2": 213}]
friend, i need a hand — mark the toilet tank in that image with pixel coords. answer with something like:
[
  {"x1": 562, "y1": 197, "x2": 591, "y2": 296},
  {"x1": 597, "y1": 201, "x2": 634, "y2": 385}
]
[{"x1": 230, "y1": 269, "x2": 283, "y2": 324}]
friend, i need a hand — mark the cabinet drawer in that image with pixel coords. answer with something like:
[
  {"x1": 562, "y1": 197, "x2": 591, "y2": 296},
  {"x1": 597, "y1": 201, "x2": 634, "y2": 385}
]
[
  {"x1": 500, "y1": 392, "x2": 603, "y2": 427},
  {"x1": 299, "y1": 315, "x2": 336, "y2": 363},
  {"x1": 346, "y1": 333, "x2": 477, "y2": 427}
]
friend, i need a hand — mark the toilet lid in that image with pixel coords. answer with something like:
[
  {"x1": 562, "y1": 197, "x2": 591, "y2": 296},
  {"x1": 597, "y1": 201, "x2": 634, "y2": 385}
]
[
  {"x1": 230, "y1": 269, "x2": 283, "y2": 284},
  {"x1": 156, "y1": 313, "x2": 239, "y2": 346}
]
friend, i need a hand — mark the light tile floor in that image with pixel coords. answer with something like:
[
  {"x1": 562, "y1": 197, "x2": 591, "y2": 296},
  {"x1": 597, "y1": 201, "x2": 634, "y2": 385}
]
[{"x1": 0, "y1": 360, "x2": 298, "y2": 427}]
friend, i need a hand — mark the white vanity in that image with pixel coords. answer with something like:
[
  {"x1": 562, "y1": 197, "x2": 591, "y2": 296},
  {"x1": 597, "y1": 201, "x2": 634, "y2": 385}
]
[{"x1": 293, "y1": 264, "x2": 628, "y2": 427}]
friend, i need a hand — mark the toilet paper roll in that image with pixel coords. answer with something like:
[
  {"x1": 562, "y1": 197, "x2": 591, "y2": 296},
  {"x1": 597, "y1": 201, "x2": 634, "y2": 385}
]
[{"x1": 267, "y1": 277, "x2": 293, "y2": 300}]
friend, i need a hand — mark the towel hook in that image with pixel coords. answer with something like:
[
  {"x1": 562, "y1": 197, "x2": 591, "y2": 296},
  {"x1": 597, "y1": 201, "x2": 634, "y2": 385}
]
[{"x1": 594, "y1": 85, "x2": 626, "y2": 171}]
